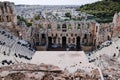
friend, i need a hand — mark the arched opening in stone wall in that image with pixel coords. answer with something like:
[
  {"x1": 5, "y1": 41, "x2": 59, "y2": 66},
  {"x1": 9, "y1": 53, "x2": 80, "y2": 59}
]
[
  {"x1": 6, "y1": 16, "x2": 9, "y2": 21},
  {"x1": 0, "y1": 16, "x2": 2, "y2": 22},
  {"x1": 58, "y1": 37, "x2": 60, "y2": 45},
  {"x1": 83, "y1": 34, "x2": 87, "y2": 45},
  {"x1": 62, "y1": 24, "x2": 67, "y2": 28},
  {"x1": 57, "y1": 24, "x2": 61, "y2": 31},
  {"x1": 68, "y1": 38, "x2": 70, "y2": 43},
  {"x1": 96, "y1": 26, "x2": 98, "y2": 32},
  {"x1": 62, "y1": 36, "x2": 66, "y2": 48},
  {"x1": 48, "y1": 37, "x2": 52, "y2": 47},
  {"x1": 73, "y1": 38, "x2": 75, "y2": 43},
  {"x1": 53, "y1": 37, "x2": 56, "y2": 44},
  {"x1": 89, "y1": 33, "x2": 93, "y2": 46},
  {"x1": 62, "y1": 24, "x2": 67, "y2": 32},
  {"x1": 1, "y1": 7, "x2": 4, "y2": 14},
  {"x1": 41, "y1": 34, "x2": 46, "y2": 46},
  {"x1": 4, "y1": 2, "x2": 7, "y2": 13},
  {"x1": 6, "y1": 15, "x2": 10, "y2": 22},
  {"x1": 84, "y1": 34, "x2": 87, "y2": 39},
  {"x1": 76, "y1": 36, "x2": 81, "y2": 50},
  {"x1": 48, "y1": 24, "x2": 51, "y2": 29},
  {"x1": 107, "y1": 35, "x2": 111, "y2": 40},
  {"x1": 71, "y1": 33, "x2": 73, "y2": 37},
  {"x1": 55, "y1": 34, "x2": 57, "y2": 37},
  {"x1": 77, "y1": 24, "x2": 81, "y2": 29}
]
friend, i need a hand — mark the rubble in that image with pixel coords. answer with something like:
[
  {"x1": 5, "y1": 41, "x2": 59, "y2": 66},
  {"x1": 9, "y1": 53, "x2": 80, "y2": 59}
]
[
  {"x1": 0, "y1": 63, "x2": 119, "y2": 80},
  {"x1": 0, "y1": 63, "x2": 102, "y2": 80}
]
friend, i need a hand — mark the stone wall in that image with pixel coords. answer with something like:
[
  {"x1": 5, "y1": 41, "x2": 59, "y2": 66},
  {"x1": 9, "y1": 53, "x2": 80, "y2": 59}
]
[
  {"x1": 0, "y1": 1, "x2": 17, "y2": 35},
  {"x1": 0, "y1": 1, "x2": 120, "y2": 51}
]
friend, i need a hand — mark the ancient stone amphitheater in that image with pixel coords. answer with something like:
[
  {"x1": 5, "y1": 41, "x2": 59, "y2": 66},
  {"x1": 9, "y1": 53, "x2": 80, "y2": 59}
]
[{"x1": 0, "y1": 1, "x2": 120, "y2": 80}]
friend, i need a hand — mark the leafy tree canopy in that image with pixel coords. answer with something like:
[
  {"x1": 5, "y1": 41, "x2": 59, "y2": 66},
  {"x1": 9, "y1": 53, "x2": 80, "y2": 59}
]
[{"x1": 77, "y1": 0, "x2": 120, "y2": 23}]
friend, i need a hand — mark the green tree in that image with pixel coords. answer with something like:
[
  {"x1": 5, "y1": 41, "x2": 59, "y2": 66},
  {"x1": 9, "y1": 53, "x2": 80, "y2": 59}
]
[
  {"x1": 65, "y1": 12, "x2": 71, "y2": 19},
  {"x1": 77, "y1": 0, "x2": 120, "y2": 23}
]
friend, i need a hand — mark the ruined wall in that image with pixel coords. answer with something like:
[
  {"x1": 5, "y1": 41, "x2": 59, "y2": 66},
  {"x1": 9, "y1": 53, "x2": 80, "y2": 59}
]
[
  {"x1": 18, "y1": 11, "x2": 120, "y2": 50},
  {"x1": 0, "y1": 1, "x2": 119, "y2": 50},
  {"x1": 112, "y1": 12, "x2": 120, "y2": 37},
  {"x1": 32, "y1": 20, "x2": 96, "y2": 48},
  {"x1": 0, "y1": 1, "x2": 17, "y2": 34}
]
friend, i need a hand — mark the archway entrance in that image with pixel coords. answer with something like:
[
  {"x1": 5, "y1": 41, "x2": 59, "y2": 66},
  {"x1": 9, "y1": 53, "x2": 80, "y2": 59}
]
[
  {"x1": 84, "y1": 34, "x2": 87, "y2": 39},
  {"x1": 62, "y1": 36, "x2": 66, "y2": 48},
  {"x1": 41, "y1": 34, "x2": 46, "y2": 45},
  {"x1": 76, "y1": 36, "x2": 81, "y2": 50},
  {"x1": 62, "y1": 24, "x2": 67, "y2": 32},
  {"x1": 83, "y1": 34, "x2": 87, "y2": 45},
  {"x1": 107, "y1": 36, "x2": 111, "y2": 40},
  {"x1": 48, "y1": 37, "x2": 52, "y2": 47}
]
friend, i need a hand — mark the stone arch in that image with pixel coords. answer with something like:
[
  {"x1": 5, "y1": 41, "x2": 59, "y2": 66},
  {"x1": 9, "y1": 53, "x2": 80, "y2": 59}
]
[
  {"x1": 57, "y1": 24, "x2": 61, "y2": 31},
  {"x1": 48, "y1": 24, "x2": 51, "y2": 29},
  {"x1": 53, "y1": 37, "x2": 56, "y2": 44},
  {"x1": 71, "y1": 33, "x2": 73, "y2": 37},
  {"x1": 82, "y1": 34, "x2": 88, "y2": 45},
  {"x1": 107, "y1": 35, "x2": 111, "y2": 40},
  {"x1": 1, "y1": 6, "x2": 4, "y2": 14},
  {"x1": 0, "y1": 16, "x2": 2, "y2": 22},
  {"x1": 62, "y1": 36, "x2": 66, "y2": 48},
  {"x1": 62, "y1": 24, "x2": 67, "y2": 28},
  {"x1": 96, "y1": 26, "x2": 98, "y2": 32},
  {"x1": 62, "y1": 24, "x2": 67, "y2": 32},
  {"x1": 68, "y1": 37, "x2": 70, "y2": 43},
  {"x1": 4, "y1": 2, "x2": 7, "y2": 13},
  {"x1": 55, "y1": 34, "x2": 57, "y2": 37},
  {"x1": 78, "y1": 23, "x2": 81, "y2": 26},
  {"x1": 41, "y1": 34, "x2": 46, "y2": 45},
  {"x1": 72, "y1": 38, "x2": 75, "y2": 43},
  {"x1": 58, "y1": 37, "x2": 60, "y2": 44},
  {"x1": 84, "y1": 34, "x2": 87, "y2": 39},
  {"x1": 77, "y1": 23, "x2": 81, "y2": 29},
  {"x1": 68, "y1": 24, "x2": 72, "y2": 30},
  {"x1": 76, "y1": 36, "x2": 81, "y2": 48},
  {"x1": 6, "y1": 15, "x2": 10, "y2": 22},
  {"x1": 48, "y1": 37, "x2": 52, "y2": 47}
]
